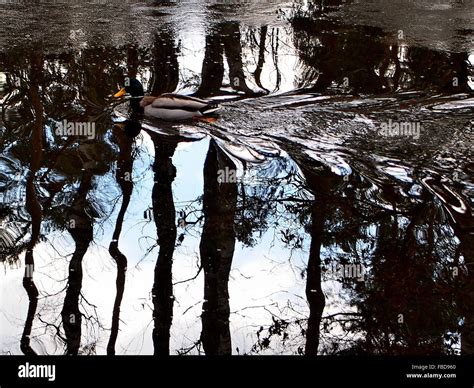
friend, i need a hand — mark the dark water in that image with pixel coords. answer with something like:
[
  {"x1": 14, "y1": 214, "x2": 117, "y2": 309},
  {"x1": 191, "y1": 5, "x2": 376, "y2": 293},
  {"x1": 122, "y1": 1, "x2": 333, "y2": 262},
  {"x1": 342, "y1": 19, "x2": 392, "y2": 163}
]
[{"x1": 0, "y1": 0, "x2": 473, "y2": 355}]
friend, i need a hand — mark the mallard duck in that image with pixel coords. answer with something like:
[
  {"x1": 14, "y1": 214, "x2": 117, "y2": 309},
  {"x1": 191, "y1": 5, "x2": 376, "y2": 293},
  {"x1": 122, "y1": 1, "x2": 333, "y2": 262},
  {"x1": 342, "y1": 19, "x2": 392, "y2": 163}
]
[{"x1": 114, "y1": 78, "x2": 220, "y2": 121}]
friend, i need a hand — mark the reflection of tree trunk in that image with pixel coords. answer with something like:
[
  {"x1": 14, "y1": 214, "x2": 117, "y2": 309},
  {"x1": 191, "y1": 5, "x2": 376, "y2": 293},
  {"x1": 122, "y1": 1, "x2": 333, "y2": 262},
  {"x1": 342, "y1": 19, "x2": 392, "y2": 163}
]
[
  {"x1": 398, "y1": 203, "x2": 429, "y2": 352},
  {"x1": 223, "y1": 22, "x2": 254, "y2": 95},
  {"x1": 422, "y1": 178, "x2": 474, "y2": 354},
  {"x1": 200, "y1": 140, "x2": 237, "y2": 355},
  {"x1": 61, "y1": 173, "x2": 93, "y2": 355},
  {"x1": 150, "y1": 32, "x2": 179, "y2": 95},
  {"x1": 151, "y1": 137, "x2": 177, "y2": 356},
  {"x1": 433, "y1": 182, "x2": 474, "y2": 354},
  {"x1": 196, "y1": 23, "x2": 254, "y2": 97},
  {"x1": 305, "y1": 199, "x2": 326, "y2": 356},
  {"x1": 107, "y1": 127, "x2": 134, "y2": 355},
  {"x1": 196, "y1": 30, "x2": 224, "y2": 97},
  {"x1": 21, "y1": 47, "x2": 44, "y2": 356},
  {"x1": 253, "y1": 26, "x2": 270, "y2": 94},
  {"x1": 294, "y1": 160, "x2": 333, "y2": 356},
  {"x1": 271, "y1": 28, "x2": 281, "y2": 92}
]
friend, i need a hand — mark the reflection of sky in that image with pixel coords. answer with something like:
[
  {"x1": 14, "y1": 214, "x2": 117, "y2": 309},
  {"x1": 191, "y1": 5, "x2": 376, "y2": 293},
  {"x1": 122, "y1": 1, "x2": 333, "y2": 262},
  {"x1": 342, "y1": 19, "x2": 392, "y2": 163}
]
[{"x1": 0, "y1": 130, "x2": 355, "y2": 355}]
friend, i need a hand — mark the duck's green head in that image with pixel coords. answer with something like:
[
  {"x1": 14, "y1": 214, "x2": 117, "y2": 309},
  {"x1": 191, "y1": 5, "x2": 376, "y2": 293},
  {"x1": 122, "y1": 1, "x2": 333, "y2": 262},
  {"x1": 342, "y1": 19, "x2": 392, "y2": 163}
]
[{"x1": 114, "y1": 78, "x2": 144, "y2": 99}]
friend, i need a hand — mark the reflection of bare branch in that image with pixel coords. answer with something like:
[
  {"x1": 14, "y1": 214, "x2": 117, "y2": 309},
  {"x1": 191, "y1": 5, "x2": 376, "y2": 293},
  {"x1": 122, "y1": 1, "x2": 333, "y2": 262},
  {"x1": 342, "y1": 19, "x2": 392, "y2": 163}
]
[
  {"x1": 37, "y1": 314, "x2": 67, "y2": 344},
  {"x1": 38, "y1": 285, "x2": 67, "y2": 300},
  {"x1": 177, "y1": 339, "x2": 203, "y2": 356},
  {"x1": 181, "y1": 301, "x2": 201, "y2": 316},
  {"x1": 173, "y1": 265, "x2": 203, "y2": 287}
]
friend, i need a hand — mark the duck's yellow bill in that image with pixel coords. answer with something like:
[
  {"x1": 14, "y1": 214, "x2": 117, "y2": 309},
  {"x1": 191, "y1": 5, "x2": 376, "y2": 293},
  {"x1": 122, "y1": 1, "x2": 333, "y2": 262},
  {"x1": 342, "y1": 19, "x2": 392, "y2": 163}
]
[{"x1": 114, "y1": 88, "x2": 126, "y2": 98}]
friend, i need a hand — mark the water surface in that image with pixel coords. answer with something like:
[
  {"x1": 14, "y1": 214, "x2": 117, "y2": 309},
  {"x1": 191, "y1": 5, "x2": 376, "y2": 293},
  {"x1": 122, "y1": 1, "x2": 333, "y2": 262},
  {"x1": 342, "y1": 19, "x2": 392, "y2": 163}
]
[{"x1": 0, "y1": 0, "x2": 473, "y2": 355}]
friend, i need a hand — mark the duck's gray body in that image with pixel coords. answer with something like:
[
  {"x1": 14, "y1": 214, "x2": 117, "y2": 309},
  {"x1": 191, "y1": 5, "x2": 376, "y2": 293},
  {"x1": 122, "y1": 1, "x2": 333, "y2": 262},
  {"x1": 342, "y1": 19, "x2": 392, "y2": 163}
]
[{"x1": 141, "y1": 93, "x2": 220, "y2": 121}]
